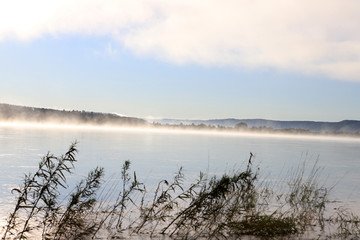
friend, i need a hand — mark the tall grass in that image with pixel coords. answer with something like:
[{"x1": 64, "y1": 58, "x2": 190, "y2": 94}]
[
  {"x1": 1, "y1": 142, "x2": 359, "y2": 239},
  {"x1": 1, "y1": 142, "x2": 78, "y2": 240}
]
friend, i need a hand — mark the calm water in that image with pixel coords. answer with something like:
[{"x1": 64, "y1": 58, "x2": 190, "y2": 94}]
[{"x1": 1, "y1": 123, "x2": 360, "y2": 224}]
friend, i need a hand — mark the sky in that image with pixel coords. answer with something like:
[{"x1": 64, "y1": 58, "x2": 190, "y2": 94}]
[{"x1": 1, "y1": 0, "x2": 360, "y2": 122}]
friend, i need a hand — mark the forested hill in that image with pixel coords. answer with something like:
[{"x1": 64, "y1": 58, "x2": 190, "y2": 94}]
[
  {"x1": 2, "y1": 103, "x2": 360, "y2": 134},
  {"x1": 154, "y1": 118, "x2": 360, "y2": 134},
  {"x1": 0, "y1": 103, "x2": 147, "y2": 126}
]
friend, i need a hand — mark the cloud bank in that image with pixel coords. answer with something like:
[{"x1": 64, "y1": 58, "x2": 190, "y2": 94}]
[{"x1": 1, "y1": 0, "x2": 360, "y2": 81}]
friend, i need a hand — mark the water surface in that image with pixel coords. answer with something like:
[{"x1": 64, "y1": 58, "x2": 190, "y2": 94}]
[{"x1": 1, "y1": 123, "x2": 360, "y2": 224}]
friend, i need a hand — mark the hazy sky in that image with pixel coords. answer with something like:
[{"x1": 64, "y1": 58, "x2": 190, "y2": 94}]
[{"x1": 1, "y1": 0, "x2": 360, "y2": 121}]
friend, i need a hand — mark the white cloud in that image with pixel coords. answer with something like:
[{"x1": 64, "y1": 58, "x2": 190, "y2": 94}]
[{"x1": 1, "y1": 0, "x2": 360, "y2": 81}]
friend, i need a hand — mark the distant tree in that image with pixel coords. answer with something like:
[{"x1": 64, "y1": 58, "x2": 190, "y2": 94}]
[{"x1": 235, "y1": 122, "x2": 248, "y2": 129}]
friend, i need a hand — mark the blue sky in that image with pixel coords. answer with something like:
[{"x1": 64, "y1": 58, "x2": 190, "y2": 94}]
[{"x1": 1, "y1": 1, "x2": 360, "y2": 121}]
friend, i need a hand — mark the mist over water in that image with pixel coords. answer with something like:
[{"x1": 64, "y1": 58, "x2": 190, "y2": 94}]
[{"x1": 0, "y1": 123, "x2": 360, "y2": 223}]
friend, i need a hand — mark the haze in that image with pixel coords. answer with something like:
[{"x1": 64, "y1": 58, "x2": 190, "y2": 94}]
[{"x1": 1, "y1": 121, "x2": 359, "y2": 145}]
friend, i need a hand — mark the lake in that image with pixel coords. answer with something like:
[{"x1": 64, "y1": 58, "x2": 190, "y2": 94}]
[{"x1": 1, "y1": 122, "x2": 360, "y2": 227}]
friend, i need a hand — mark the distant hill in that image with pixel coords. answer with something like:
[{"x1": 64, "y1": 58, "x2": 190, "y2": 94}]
[
  {"x1": 152, "y1": 118, "x2": 360, "y2": 134},
  {"x1": 2, "y1": 103, "x2": 359, "y2": 134},
  {"x1": 0, "y1": 103, "x2": 148, "y2": 126}
]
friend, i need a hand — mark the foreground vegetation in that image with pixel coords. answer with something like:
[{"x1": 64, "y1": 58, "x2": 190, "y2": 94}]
[{"x1": 1, "y1": 143, "x2": 360, "y2": 239}]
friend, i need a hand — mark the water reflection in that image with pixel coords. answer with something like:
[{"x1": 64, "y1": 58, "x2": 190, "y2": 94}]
[{"x1": 0, "y1": 123, "x2": 360, "y2": 221}]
